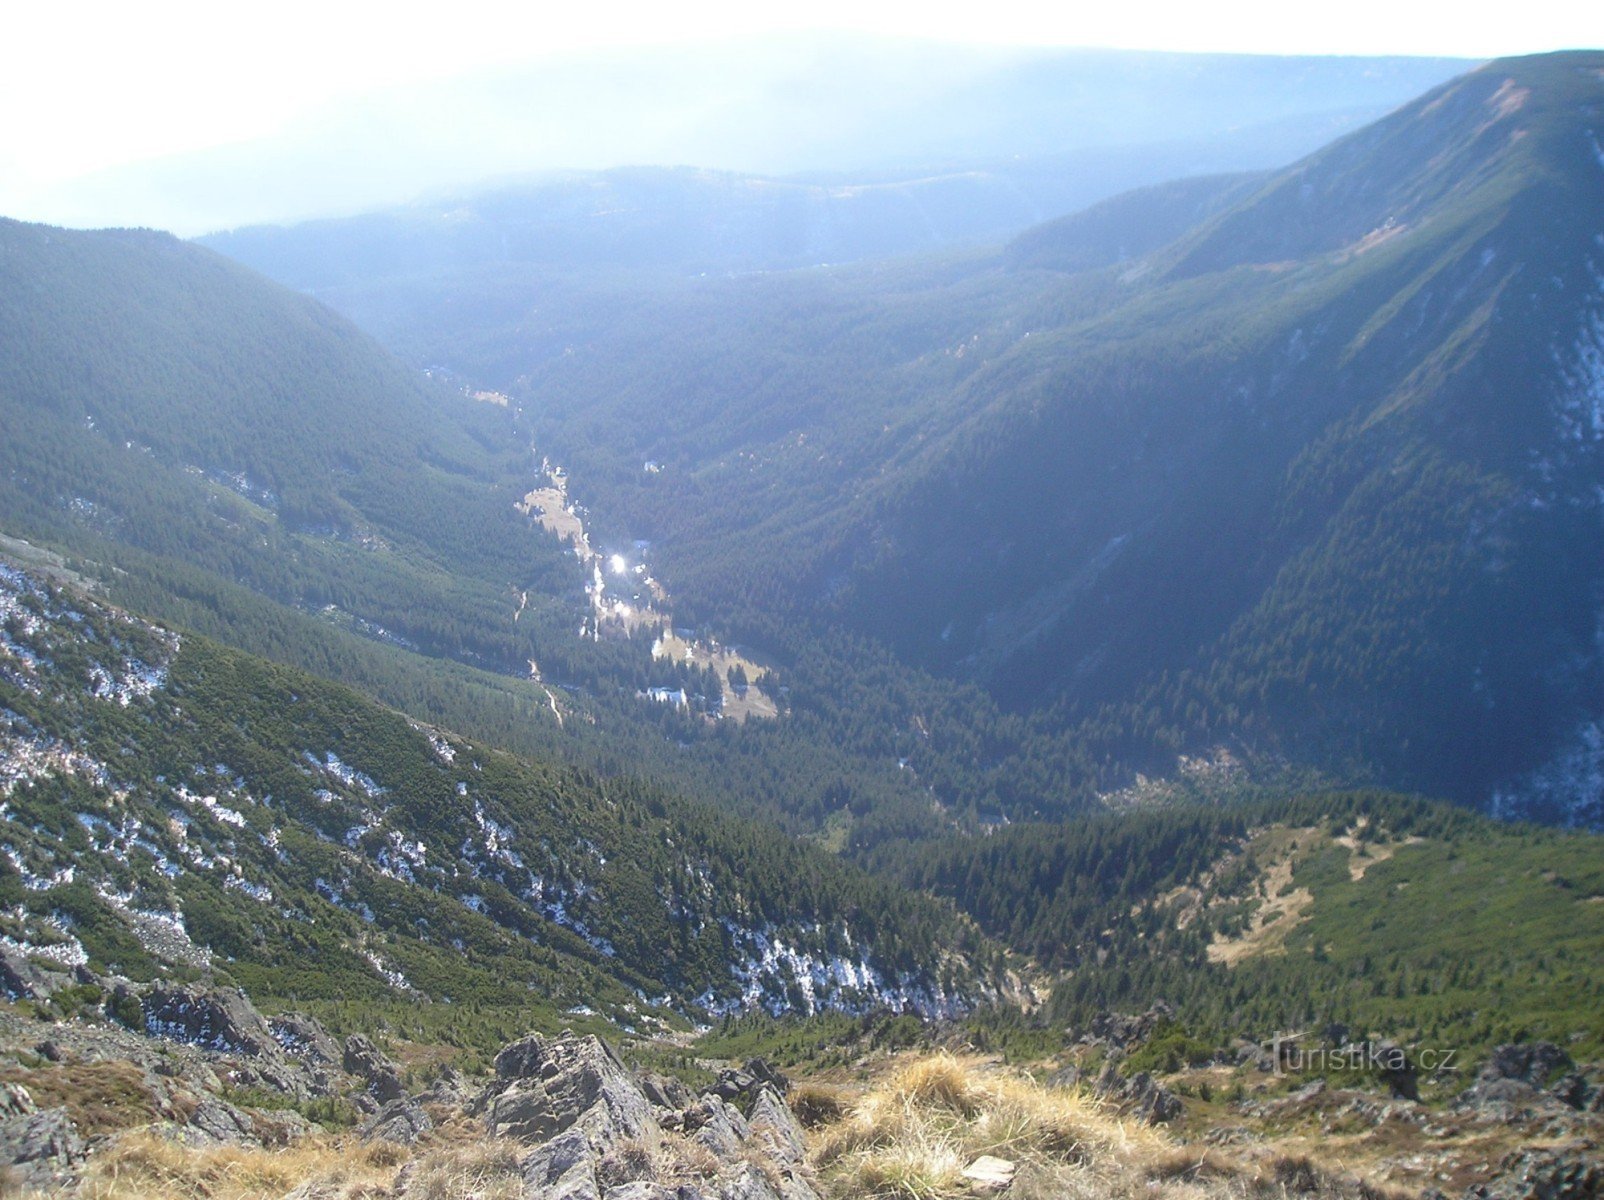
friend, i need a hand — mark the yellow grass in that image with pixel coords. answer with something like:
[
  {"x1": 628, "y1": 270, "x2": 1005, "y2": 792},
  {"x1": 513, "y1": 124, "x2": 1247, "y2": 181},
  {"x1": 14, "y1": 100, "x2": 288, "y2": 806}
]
[
  {"x1": 807, "y1": 1054, "x2": 1405, "y2": 1200},
  {"x1": 34, "y1": 1126, "x2": 522, "y2": 1200},
  {"x1": 813, "y1": 1054, "x2": 1163, "y2": 1199}
]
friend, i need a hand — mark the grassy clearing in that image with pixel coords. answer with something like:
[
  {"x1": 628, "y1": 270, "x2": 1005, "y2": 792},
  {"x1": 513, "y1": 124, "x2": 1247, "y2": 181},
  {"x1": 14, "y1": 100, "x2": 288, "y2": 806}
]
[{"x1": 652, "y1": 630, "x2": 778, "y2": 722}]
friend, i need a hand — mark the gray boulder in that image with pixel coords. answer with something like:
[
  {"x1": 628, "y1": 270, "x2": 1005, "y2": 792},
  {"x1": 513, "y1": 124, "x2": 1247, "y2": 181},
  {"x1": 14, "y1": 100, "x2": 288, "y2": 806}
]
[
  {"x1": 183, "y1": 1095, "x2": 259, "y2": 1145},
  {"x1": 0, "y1": 947, "x2": 70, "y2": 1002},
  {"x1": 271, "y1": 1012, "x2": 343, "y2": 1068},
  {"x1": 362, "y1": 1097, "x2": 433, "y2": 1145},
  {"x1": 712, "y1": 1162, "x2": 790, "y2": 1200},
  {"x1": 641, "y1": 1073, "x2": 695, "y2": 1111},
  {"x1": 417, "y1": 1064, "x2": 471, "y2": 1108},
  {"x1": 344, "y1": 1033, "x2": 407, "y2": 1104},
  {"x1": 746, "y1": 1087, "x2": 806, "y2": 1168},
  {"x1": 486, "y1": 1032, "x2": 652, "y2": 1146},
  {"x1": 712, "y1": 1058, "x2": 790, "y2": 1104},
  {"x1": 684, "y1": 1095, "x2": 750, "y2": 1159},
  {"x1": 1465, "y1": 1146, "x2": 1604, "y2": 1200},
  {"x1": 0, "y1": 1106, "x2": 86, "y2": 1190},
  {"x1": 142, "y1": 984, "x2": 277, "y2": 1057},
  {"x1": 606, "y1": 1185, "x2": 702, "y2": 1200},
  {"x1": 1091, "y1": 1062, "x2": 1183, "y2": 1123},
  {"x1": 520, "y1": 1125, "x2": 603, "y2": 1200},
  {"x1": 1480, "y1": 1043, "x2": 1573, "y2": 1087}
]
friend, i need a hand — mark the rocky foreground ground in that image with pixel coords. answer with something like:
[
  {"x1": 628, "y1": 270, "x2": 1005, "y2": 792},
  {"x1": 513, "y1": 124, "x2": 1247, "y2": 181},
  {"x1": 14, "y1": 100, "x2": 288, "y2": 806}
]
[{"x1": 1, "y1": 953, "x2": 1601, "y2": 1199}]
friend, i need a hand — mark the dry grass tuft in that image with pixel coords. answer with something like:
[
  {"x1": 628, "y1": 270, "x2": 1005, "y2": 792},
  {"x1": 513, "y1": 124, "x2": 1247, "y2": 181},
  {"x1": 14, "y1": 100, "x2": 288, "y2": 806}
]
[
  {"x1": 807, "y1": 1056, "x2": 1393, "y2": 1200},
  {"x1": 1142, "y1": 1145, "x2": 1246, "y2": 1183},
  {"x1": 660, "y1": 1132, "x2": 721, "y2": 1182},
  {"x1": 53, "y1": 1128, "x2": 521, "y2": 1200},
  {"x1": 790, "y1": 1082, "x2": 849, "y2": 1129},
  {"x1": 392, "y1": 1138, "x2": 522, "y2": 1200},
  {"x1": 68, "y1": 1131, "x2": 402, "y2": 1200},
  {"x1": 813, "y1": 1054, "x2": 1164, "y2": 1199},
  {"x1": 892, "y1": 1056, "x2": 980, "y2": 1118}
]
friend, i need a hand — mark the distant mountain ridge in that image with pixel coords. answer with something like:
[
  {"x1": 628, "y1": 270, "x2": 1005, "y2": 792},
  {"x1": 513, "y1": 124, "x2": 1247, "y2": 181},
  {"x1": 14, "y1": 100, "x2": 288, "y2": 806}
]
[
  {"x1": 194, "y1": 45, "x2": 1468, "y2": 275},
  {"x1": 271, "y1": 51, "x2": 1604, "y2": 826}
]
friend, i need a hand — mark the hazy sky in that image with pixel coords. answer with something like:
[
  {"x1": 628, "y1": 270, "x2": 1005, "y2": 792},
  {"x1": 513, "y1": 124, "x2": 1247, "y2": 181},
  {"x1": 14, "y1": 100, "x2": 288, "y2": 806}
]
[{"x1": 2, "y1": 0, "x2": 1595, "y2": 230}]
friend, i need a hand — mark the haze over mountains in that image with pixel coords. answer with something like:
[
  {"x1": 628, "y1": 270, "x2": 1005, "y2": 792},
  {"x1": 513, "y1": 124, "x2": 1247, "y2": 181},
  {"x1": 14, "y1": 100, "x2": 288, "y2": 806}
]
[
  {"x1": 57, "y1": 38, "x2": 1466, "y2": 237},
  {"x1": 3, "y1": 37, "x2": 1604, "y2": 1196},
  {"x1": 199, "y1": 52, "x2": 1604, "y2": 827}
]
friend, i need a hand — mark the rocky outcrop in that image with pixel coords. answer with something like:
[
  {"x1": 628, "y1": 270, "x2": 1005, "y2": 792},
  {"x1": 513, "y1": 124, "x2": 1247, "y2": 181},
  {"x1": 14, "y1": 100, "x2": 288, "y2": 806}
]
[
  {"x1": 0, "y1": 1085, "x2": 85, "y2": 1191},
  {"x1": 470, "y1": 1031, "x2": 818, "y2": 1200},
  {"x1": 1077, "y1": 1003, "x2": 1176, "y2": 1051},
  {"x1": 640, "y1": 1073, "x2": 695, "y2": 1111},
  {"x1": 481, "y1": 1032, "x2": 653, "y2": 1147},
  {"x1": 1454, "y1": 1043, "x2": 1602, "y2": 1118},
  {"x1": 141, "y1": 984, "x2": 278, "y2": 1057},
  {"x1": 1465, "y1": 1146, "x2": 1604, "y2": 1200},
  {"x1": 182, "y1": 1095, "x2": 262, "y2": 1146},
  {"x1": 345, "y1": 1033, "x2": 407, "y2": 1105},
  {"x1": 0, "y1": 947, "x2": 72, "y2": 1002},
  {"x1": 363, "y1": 1097, "x2": 434, "y2": 1145},
  {"x1": 1482, "y1": 1043, "x2": 1573, "y2": 1087},
  {"x1": 1051, "y1": 1060, "x2": 1183, "y2": 1124},
  {"x1": 711, "y1": 1059, "x2": 789, "y2": 1103},
  {"x1": 271, "y1": 1012, "x2": 343, "y2": 1068}
]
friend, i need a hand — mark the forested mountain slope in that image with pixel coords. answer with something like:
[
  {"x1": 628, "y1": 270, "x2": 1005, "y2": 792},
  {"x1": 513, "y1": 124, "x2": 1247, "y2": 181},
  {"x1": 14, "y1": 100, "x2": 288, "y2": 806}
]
[
  {"x1": 878, "y1": 792, "x2": 1604, "y2": 1058},
  {"x1": 277, "y1": 52, "x2": 1604, "y2": 824},
  {"x1": 0, "y1": 216, "x2": 1122, "y2": 847},
  {"x1": 0, "y1": 558, "x2": 1003, "y2": 1026}
]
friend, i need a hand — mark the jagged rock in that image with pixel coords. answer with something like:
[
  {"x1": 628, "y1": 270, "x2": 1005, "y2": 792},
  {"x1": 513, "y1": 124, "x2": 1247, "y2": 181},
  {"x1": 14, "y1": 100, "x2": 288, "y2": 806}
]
[
  {"x1": 417, "y1": 1064, "x2": 470, "y2": 1108},
  {"x1": 1079, "y1": 1003, "x2": 1175, "y2": 1050},
  {"x1": 344, "y1": 1033, "x2": 407, "y2": 1104},
  {"x1": 685, "y1": 1094, "x2": 751, "y2": 1159},
  {"x1": 0, "y1": 1083, "x2": 33, "y2": 1119},
  {"x1": 520, "y1": 1124, "x2": 603, "y2": 1200},
  {"x1": 714, "y1": 1162, "x2": 795, "y2": 1200},
  {"x1": 1465, "y1": 1146, "x2": 1604, "y2": 1200},
  {"x1": 1457, "y1": 1077, "x2": 1544, "y2": 1115},
  {"x1": 485, "y1": 1032, "x2": 819, "y2": 1200},
  {"x1": 1453, "y1": 1049, "x2": 1597, "y2": 1118},
  {"x1": 224, "y1": 1057, "x2": 326, "y2": 1102},
  {"x1": 1284, "y1": 1079, "x2": 1327, "y2": 1105},
  {"x1": 0, "y1": 946, "x2": 70, "y2": 1001},
  {"x1": 746, "y1": 1087, "x2": 806, "y2": 1168},
  {"x1": 1481, "y1": 1043, "x2": 1573, "y2": 1087},
  {"x1": 1131, "y1": 1073, "x2": 1184, "y2": 1123},
  {"x1": 747, "y1": 1059, "x2": 789, "y2": 1096},
  {"x1": 605, "y1": 1185, "x2": 698, "y2": 1200},
  {"x1": 485, "y1": 1032, "x2": 652, "y2": 1147},
  {"x1": 183, "y1": 1095, "x2": 259, "y2": 1145},
  {"x1": 961, "y1": 1155, "x2": 1017, "y2": 1192},
  {"x1": 1549, "y1": 1074, "x2": 1592, "y2": 1110},
  {"x1": 271, "y1": 1012, "x2": 343, "y2": 1068},
  {"x1": 142, "y1": 984, "x2": 277, "y2": 1057},
  {"x1": 711, "y1": 1059, "x2": 790, "y2": 1105},
  {"x1": 641, "y1": 1073, "x2": 695, "y2": 1111},
  {"x1": 363, "y1": 1097, "x2": 433, "y2": 1145},
  {"x1": 0, "y1": 1106, "x2": 86, "y2": 1189},
  {"x1": 1092, "y1": 1062, "x2": 1182, "y2": 1123},
  {"x1": 1233, "y1": 1041, "x2": 1274, "y2": 1072},
  {"x1": 253, "y1": 1108, "x2": 316, "y2": 1148}
]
